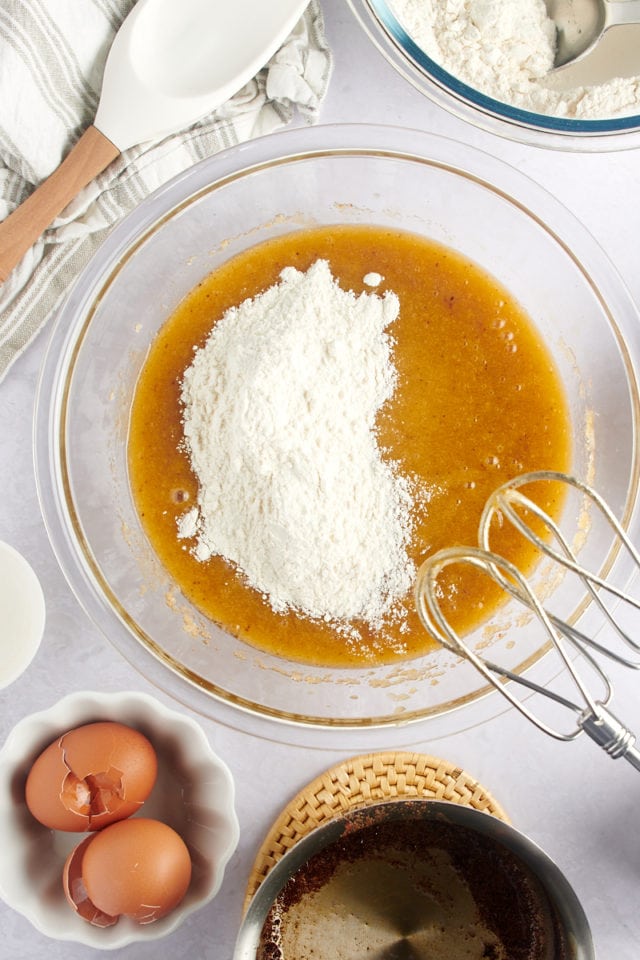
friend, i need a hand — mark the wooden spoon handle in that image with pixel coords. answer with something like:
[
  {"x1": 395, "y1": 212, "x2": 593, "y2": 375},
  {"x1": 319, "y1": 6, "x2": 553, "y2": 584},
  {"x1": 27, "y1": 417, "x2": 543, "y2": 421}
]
[{"x1": 0, "y1": 125, "x2": 120, "y2": 283}]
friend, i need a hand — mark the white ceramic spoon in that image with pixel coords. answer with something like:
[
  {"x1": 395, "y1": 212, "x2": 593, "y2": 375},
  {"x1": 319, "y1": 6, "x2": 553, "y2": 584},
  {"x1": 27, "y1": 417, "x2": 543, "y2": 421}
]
[
  {"x1": 0, "y1": 0, "x2": 309, "y2": 282},
  {"x1": 0, "y1": 542, "x2": 45, "y2": 689}
]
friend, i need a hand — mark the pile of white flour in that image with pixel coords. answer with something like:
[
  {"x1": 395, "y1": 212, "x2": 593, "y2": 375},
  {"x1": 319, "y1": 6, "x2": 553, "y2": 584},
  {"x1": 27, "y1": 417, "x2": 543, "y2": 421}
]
[
  {"x1": 178, "y1": 260, "x2": 415, "y2": 626},
  {"x1": 390, "y1": 0, "x2": 640, "y2": 118}
]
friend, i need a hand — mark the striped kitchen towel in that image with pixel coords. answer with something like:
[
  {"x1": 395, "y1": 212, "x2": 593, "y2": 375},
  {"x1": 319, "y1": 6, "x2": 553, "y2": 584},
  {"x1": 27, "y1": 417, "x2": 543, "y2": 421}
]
[{"x1": 0, "y1": 0, "x2": 332, "y2": 382}]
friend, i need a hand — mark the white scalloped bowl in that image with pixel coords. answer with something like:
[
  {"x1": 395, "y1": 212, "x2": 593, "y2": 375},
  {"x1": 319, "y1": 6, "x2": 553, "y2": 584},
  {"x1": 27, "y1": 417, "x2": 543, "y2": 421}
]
[{"x1": 0, "y1": 690, "x2": 239, "y2": 949}]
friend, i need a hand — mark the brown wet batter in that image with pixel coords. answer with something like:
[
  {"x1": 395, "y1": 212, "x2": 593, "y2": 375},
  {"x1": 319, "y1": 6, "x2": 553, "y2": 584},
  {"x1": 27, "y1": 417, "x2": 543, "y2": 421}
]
[{"x1": 128, "y1": 225, "x2": 571, "y2": 666}]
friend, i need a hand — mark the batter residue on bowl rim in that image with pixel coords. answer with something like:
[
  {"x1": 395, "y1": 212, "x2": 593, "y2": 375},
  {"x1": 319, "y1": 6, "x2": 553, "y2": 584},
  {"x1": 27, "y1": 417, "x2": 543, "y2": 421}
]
[{"x1": 127, "y1": 224, "x2": 571, "y2": 667}]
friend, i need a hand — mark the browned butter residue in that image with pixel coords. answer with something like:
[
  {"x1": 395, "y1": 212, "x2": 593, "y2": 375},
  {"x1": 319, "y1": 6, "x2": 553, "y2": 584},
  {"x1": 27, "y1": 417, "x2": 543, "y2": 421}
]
[
  {"x1": 256, "y1": 814, "x2": 571, "y2": 960},
  {"x1": 128, "y1": 225, "x2": 571, "y2": 667}
]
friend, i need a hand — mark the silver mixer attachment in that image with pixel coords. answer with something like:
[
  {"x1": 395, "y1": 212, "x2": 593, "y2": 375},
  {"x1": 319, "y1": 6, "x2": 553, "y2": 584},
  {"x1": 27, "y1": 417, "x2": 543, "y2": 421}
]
[
  {"x1": 415, "y1": 471, "x2": 640, "y2": 771},
  {"x1": 480, "y1": 471, "x2": 640, "y2": 669}
]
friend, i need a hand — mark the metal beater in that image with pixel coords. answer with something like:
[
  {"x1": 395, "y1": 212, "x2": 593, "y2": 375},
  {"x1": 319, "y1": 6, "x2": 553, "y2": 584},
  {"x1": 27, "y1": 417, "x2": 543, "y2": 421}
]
[{"x1": 415, "y1": 470, "x2": 640, "y2": 770}]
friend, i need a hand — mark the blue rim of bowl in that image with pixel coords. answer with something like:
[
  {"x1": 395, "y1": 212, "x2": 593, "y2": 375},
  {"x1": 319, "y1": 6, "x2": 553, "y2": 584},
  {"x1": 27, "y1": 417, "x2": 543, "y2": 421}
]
[{"x1": 354, "y1": 0, "x2": 640, "y2": 144}]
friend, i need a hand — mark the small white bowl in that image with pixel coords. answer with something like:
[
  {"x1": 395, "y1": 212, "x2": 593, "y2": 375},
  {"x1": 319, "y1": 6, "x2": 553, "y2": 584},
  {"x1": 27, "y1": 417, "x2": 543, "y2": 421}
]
[{"x1": 0, "y1": 690, "x2": 239, "y2": 949}]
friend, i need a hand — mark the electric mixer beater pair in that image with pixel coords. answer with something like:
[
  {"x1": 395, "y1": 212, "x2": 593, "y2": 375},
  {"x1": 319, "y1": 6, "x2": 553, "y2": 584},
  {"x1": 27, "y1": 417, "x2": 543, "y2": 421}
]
[{"x1": 415, "y1": 471, "x2": 640, "y2": 770}]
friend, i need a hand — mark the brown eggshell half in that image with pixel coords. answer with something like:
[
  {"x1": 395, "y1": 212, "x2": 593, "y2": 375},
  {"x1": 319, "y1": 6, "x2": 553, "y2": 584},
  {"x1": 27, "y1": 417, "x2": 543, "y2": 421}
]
[
  {"x1": 25, "y1": 721, "x2": 158, "y2": 831},
  {"x1": 82, "y1": 818, "x2": 192, "y2": 923},
  {"x1": 63, "y1": 835, "x2": 118, "y2": 928}
]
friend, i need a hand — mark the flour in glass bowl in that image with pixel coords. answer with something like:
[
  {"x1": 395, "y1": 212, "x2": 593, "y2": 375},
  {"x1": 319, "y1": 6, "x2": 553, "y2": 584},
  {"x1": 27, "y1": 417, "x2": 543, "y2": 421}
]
[
  {"x1": 178, "y1": 259, "x2": 416, "y2": 628},
  {"x1": 390, "y1": 0, "x2": 640, "y2": 118}
]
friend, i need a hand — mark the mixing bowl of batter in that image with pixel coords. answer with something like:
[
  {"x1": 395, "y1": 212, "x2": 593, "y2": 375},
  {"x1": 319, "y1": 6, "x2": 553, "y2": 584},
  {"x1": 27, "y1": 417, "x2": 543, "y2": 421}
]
[
  {"x1": 347, "y1": 0, "x2": 640, "y2": 151},
  {"x1": 34, "y1": 124, "x2": 640, "y2": 741}
]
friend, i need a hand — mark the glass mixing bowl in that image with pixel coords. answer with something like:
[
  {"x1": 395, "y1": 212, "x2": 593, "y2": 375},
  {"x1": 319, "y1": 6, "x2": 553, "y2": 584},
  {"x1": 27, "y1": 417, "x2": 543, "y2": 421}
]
[
  {"x1": 34, "y1": 124, "x2": 640, "y2": 744},
  {"x1": 347, "y1": 0, "x2": 640, "y2": 151}
]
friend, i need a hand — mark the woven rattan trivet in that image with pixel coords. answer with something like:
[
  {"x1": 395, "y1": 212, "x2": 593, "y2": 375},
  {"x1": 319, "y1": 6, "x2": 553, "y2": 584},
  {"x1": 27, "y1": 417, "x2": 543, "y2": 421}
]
[{"x1": 243, "y1": 750, "x2": 509, "y2": 911}]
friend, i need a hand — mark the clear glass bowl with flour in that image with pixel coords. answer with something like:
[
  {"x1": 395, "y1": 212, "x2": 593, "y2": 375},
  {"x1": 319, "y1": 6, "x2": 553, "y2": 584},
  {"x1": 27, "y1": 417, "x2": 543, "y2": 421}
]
[
  {"x1": 34, "y1": 124, "x2": 640, "y2": 746},
  {"x1": 347, "y1": 0, "x2": 640, "y2": 150}
]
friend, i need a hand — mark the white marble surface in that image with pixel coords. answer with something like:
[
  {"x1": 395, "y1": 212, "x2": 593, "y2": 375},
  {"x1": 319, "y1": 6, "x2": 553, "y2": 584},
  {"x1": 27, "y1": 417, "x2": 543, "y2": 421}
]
[{"x1": 2, "y1": 1, "x2": 640, "y2": 957}]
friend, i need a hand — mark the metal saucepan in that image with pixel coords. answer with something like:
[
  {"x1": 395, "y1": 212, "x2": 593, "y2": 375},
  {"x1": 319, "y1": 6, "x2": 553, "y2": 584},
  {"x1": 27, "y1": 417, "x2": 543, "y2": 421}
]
[{"x1": 234, "y1": 799, "x2": 593, "y2": 960}]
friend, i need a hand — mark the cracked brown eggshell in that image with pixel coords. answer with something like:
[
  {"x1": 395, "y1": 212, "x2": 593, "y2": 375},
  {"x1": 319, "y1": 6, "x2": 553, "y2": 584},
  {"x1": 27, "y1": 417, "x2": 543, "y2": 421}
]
[
  {"x1": 62, "y1": 818, "x2": 192, "y2": 926},
  {"x1": 25, "y1": 721, "x2": 158, "y2": 831}
]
